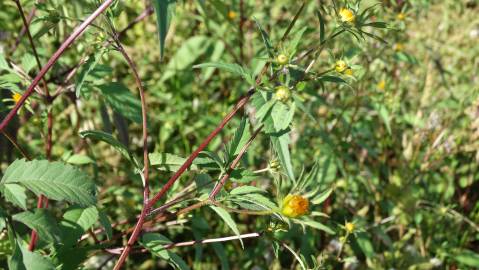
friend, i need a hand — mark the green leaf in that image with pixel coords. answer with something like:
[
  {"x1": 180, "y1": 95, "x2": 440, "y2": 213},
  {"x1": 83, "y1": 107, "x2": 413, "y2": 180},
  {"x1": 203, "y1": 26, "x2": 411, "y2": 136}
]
[
  {"x1": 60, "y1": 206, "x2": 99, "y2": 246},
  {"x1": 194, "y1": 62, "x2": 244, "y2": 77},
  {"x1": 0, "y1": 52, "x2": 10, "y2": 70},
  {"x1": 98, "y1": 210, "x2": 113, "y2": 240},
  {"x1": 141, "y1": 232, "x2": 172, "y2": 258},
  {"x1": 363, "y1": 21, "x2": 388, "y2": 28},
  {"x1": 21, "y1": 54, "x2": 36, "y2": 74},
  {"x1": 253, "y1": 18, "x2": 274, "y2": 58},
  {"x1": 140, "y1": 233, "x2": 190, "y2": 269},
  {"x1": 316, "y1": 10, "x2": 326, "y2": 43},
  {"x1": 13, "y1": 209, "x2": 61, "y2": 243},
  {"x1": 230, "y1": 169, "x2": 258, "y2": 183},
  {"x1": 311, "y1": 188, "x2": 333, "y2": 205},
  {"x1": 64, "y1": 206, "x2": 99, "y2": 231},
  {"x1": 453, "y1": 250, "x2": 479, "y2": 267},
  {"x1": 226, "y1": 118, "x2": 251, "y2": 157},
  {"x1": 161, "y1": 36, "x2": 210, "y2": 82},
  {"x1": 149, "y1": 153, "x2": 195, "y2": 171},
  {"x1": 80, "y1": 130, "x2": 139, "y2": 168},
  {"x1": 271, "y1": 133, "x2": 295, "y2": 181},
  {"x1": 270, "y1": 102, "x2": 295, "y2": 132},
  {"x1": 9, "y1": 242, "x2": 55, "y2": 270},
  {"x1": 355, "y1": 233, "x2": 375, "y2": 258},
  {"x1": 318, "y1": 75, "x2": 347, "y2": 84},
  {"x1": 2, "y1": 183, "x2": 27, "y2": 210},
  {"x1": 1, "y1": 159, "x2": 96, "y2": 206},
  {"x1": 153, "y1": 0, "x2": 177, "y2": 59},
  {"x1": 96, "y1": 82, "x2": 142, "y2": 124},
  {"x1": 209, "y1": 206, "x2": 243, "y2": 248},
  {"x1": 65, "y1": 154, "x2": 94, "y2": 165},
  {"x1": 230, "y1": 185, "x2": 265, "y2": 195},
  {"x1": 75, "y1": 51, "x2": 104, "y2": 97},
  {"x1": 298, "y1": 218, "x2": 335, "y2": 235}
]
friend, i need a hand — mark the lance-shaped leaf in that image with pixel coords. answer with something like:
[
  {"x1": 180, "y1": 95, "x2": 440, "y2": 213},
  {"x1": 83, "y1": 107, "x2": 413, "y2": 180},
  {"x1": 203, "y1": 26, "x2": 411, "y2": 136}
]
[
  {"x1": 1, "y1": 159, "x2": 96, "y2": 206},
  {"x1": 153, "y1": 0, "x2": 177, "y2": 59}
]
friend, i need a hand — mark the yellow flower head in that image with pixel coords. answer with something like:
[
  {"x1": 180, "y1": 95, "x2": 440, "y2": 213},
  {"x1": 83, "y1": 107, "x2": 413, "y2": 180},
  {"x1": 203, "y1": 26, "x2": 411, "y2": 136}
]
[
  {"x1": 344, "y1": 68, "x2": 353, "y2": 76},
  {"x1": 393, "y1": 43, "x2": 404, "y2": 52},
  {"x1": 377, "y1": 80, "x2": 386, "y2": 90},
  {"x1": 339, "y1": 8, "x2": 355, "y2": 23},
  {"x1": 275, "y1": 86, "x2": 291, "y2": 103},
  {"x1": 281, "y1": 194, "x2": 309, "y2": 218},
  {"x1": 397, "y1": 12, "x2": 405, "y2": 21},
  {"x1": 345, "y1": 222, "x2": 355, "y2": 233},
  {"x1": 227, "y1": 11, "x2": 237, "y2": 20},
  {"x1": 335, "y1": 60, "x2": 347, "y2": 73},
  {"x1": 276, "y1": 54, "x2": 289, "y2": 66},
  {"x1": 12, "y1": 93, "x2": 22, "y2": 104}
]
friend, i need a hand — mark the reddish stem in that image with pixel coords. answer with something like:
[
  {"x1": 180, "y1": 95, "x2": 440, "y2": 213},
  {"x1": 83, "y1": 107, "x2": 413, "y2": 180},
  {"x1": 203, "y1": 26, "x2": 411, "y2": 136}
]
[
  {"x1": 209, "y1": 125, "x2": 263, "y2": 199},
  {"x1": 0, "y1": 0, "x2": 115, "y2": 132}
]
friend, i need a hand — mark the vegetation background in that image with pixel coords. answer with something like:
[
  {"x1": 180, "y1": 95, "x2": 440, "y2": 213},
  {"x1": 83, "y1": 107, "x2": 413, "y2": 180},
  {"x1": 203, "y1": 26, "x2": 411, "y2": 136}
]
[{"x1": 0, "y1": 0, "x2": 478, "y2": 269}]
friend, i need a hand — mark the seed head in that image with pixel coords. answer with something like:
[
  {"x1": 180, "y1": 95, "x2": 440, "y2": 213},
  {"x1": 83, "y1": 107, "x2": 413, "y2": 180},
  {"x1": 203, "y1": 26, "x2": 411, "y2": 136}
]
[{"x1": 275, "y1": 86, "x2": 291, "y2": 103}]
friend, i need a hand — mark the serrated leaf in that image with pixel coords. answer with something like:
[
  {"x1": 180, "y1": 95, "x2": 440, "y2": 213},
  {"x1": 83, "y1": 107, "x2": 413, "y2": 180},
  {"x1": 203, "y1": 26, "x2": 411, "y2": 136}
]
[
  {"x1": 153, "y1": 0, "x2": 177, "y2": 59},
  {"x1": 21, "y1": 54, "x2": 36, "y2": 74},
  {"x1": 1, "y1": 159, "x2": 96, "y2": 206},
  {"x1": 2, "y1": 183, "x2": 27, "y2": 210},
  {"x1": 80, "y1": 130, "x2": 139, "y2": 168},
  {"x1": 0, "y1": 53, "x2": 10, "y2": 70},
  {"x1": 96, "y1": 82, "x2": 142, "y2": 124},
  {"x1": 13, "y1": 209, "x2": 61, "y2": 243},
  {"x1": 209, "y1": 206, "x2": 243, "y2": 248},
  {"x1": 271, "y1": 102, "x2": 295, "y2": 132}
]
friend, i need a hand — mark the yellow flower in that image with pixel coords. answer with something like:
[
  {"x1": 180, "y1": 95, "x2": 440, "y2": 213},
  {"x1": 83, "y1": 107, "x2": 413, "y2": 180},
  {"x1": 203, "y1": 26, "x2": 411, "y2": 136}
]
[
  {"x1": 393, "y1": 43, "x2": 404, "y2": 52},
  {"x1": 344, "y1": 68, "x2": 353, "y2": 76},
  {"x1": 275, "y1": 86, "x2": 291, "y2": 103},
  {"x1": 335, "y1": 60, "x2": 347, "y2": 73},
  {"x1": 345, "y1": 222, "x2": 355, "y2": 233},
  {"x1": 397, "y1": 12, "x2": 405, "y2": 21},
  {"x1": 276, "y1": 54, "x2": 289, "y2": 66},
  {"x1": 281, "y1": 194, "x2": 309, "y2": 218},
  {"x1": 12, "y1": 93, "x2": 22, "y2": 104},
  {"x1": 227, "y1": 11, "x2": 237, "y2": 20},
  {"x1": 339, "y1": 8, "x2": 355, "y2": 23},
  {"x1": 377, "y1": 80, "x2": 386, "y2": 90}
]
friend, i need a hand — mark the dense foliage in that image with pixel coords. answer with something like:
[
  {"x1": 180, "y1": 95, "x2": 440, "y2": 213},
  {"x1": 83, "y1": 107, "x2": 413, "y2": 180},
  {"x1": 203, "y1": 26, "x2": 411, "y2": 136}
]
[{"x1": 0, "y1": 0, "x2": 478, "y2": 269}]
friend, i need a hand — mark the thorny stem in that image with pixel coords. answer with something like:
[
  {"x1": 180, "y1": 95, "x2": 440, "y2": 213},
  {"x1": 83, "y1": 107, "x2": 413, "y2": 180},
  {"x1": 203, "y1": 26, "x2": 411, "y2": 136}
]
[{"x1": 0, "y1": 0, "x2": 115, "y2": 132}]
